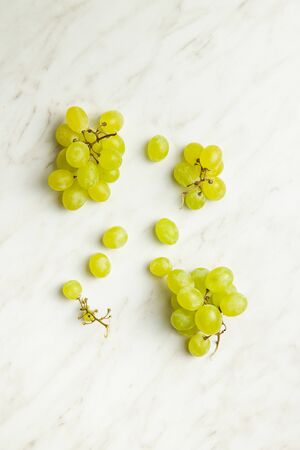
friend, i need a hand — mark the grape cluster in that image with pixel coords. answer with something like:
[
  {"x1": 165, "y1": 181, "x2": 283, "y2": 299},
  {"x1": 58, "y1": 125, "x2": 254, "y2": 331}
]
[
  {"x1": 48, "y1": 106, "x2": 125, "y2": 210},
  {"x1": 173, "y1": 143, "x2": 226, "y2": 210},
  {"x1": 149, "y1": 260, "x2": 247, "y2": 357}
]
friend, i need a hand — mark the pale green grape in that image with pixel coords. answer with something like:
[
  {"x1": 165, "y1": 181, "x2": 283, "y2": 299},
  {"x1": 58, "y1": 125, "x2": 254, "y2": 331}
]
[
  {"x1": 207, "y1": 160, "x2": 224, "y2": 177},
  {"x1": 183, "y1": 142, "x2": 203, "y2": 165},
  {"x1": 55, "y1": 124, "x2": 80, "y2": 147},
  {"x1": 211, "y1": 284, "x2": 237, "y2": 307},
  {"x1": 155, "y1": 218, "x2": 179, "y2": 245},
  {"x1": 82, "y1": 130, "x2": 97, "y2": 144},
  {"x1": 82, "y1": 311, "x2": 95, "y2": 323},
  {"x1": 177, "y1": 287, "x2": 204, "y2": 311},
  {"x1": 89, "y1": 253, "x2": 111, "y2": 278},
  {"x1": 77, "y1": 162, "x2": 99, "y2": 189},
  {"x1": 179, "y1": 326, "x2": 199, "y2": 337},
  {"x1": 191, "y1": 268, "x2": 209, "y2": 294},
  {"x1": 92, "y1": 141, "x2": 102, "y2": 154},
  {"x1": 56, "y1": 148, "x2": 76, "y2": 172},
  {"x1": 205, "y1": 266, "x2": 233, "y2": 293},
  {"x1": 99, "y1": 148, "x2": 122, "y2": 170},
  {"x1": 101, "y1": 135, "x2": 125, "y2": 155},
  {"x1": 48, "y1": 169, "x2": 73, "y2": 191},
  {"x1": 66, "y1": 106, "x2": 89, "y2": 133},
  {"x1": 195, "y1": 305, "x2": 222, "y2": 335},
  {"x1": 147, "y1": 135, "x2": 169, "y2": 162},
  {"x1": 66, "y1": 142, "x2": 90, "y2": 168},
  {"x1": 200, "y1": 145, "x2": 222, "y2": 170},
  {"x1": 184, "y1": 190, "x2": 206, "y2": 210},
  {"x1": 62, "y1": 181, "x2": 88, "y2": 210},
  {"x1": 99, "y1": 110, "x2": 124, "y2": 133},
  {"x1": 167, "y1": 269, "x2": 194, "y2": 294},
  {"x1": 102, "y1": 226, "x2": 128, "y2": 249},
  {"x1": 188, "y1": 333, "x2": 211, "y2": 356},
  {"x1": 173, "y1": 162, "x2": 200, "y2": 187},
  {"x1": 62, "y1": 280, "x2": 82, "y2": 300},
  {"x1": 220, "y1": 293, "x2": 247, "y2": 316},
  {"x1": 201, "y1": 177, "x2": 226, "y2": 201},
  {"x1": 149, "y1": 257, "x2": 172, "y2": 277},
  {"x1": 170, "y1": 308, "x2": 195, "y2": 331},
  {"x1": 88, "y1": 181, "x2": 111, "y2": 202},
  {"x1": 170, "y1": 294, "x2": 180, "y2": 309},
  {"x1": 98, "y1": 166, "x2": 120, "y2": 183}
]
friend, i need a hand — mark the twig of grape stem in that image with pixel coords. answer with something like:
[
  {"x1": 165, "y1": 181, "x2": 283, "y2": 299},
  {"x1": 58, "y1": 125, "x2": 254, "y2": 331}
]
[
  {"x1": 77, "y1": 297, "x2": 111, "y2": 337},
  {"x1": 209, "y1": 322, "x2": 227, "y2": 357}
]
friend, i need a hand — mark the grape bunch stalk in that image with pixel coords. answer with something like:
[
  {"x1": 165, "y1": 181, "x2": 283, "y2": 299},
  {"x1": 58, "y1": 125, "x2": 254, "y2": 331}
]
[
  {"x1": 173, "y1": 143, "x2": 226, "y2": 210},
  {"x1": 48, "y1": 106, "x2": 125, "y2": 210}
]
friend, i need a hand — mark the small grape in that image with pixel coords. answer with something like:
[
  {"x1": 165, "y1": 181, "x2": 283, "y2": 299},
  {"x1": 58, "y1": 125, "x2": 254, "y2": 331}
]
[
  {"x1": 99, "y1": 110, "x2": 124, "y2": 133},
  {"x1": 177, "y1": 287, "x2": 204, "y2": 311},
  {"x1": 183, "y1": 142, "x2": 203, "y2": 165},
  {"x1": 62, "y1": 280, "x2": 82, "y2": 300},
  {"x1": 88, "y1": 181, "x2": 111, "y2": 202},
  {"x1": 66, "y1": 142, "x2": 90, "y2": 168},
  {"x1": 66, "y1": 106, "x2": 89, "y2": 133},
  {"x1": 82, "y1": 130, "x2": 97, "y2": 144},
  {"x1": 82, "y1": 312, "x2": 95, "y2": 323},
  {"x1": 170, "y1": 294, "x2": 180, "y2": 309},
  {"x1": 56, "y1": 148, "x2": 76, "y2": 172},
  {"x1": 191, "y1": 268, "x2": 209, "y2": 294},
  {"x1": 201, "y1": 177, "x2": 226, "y2": 201},
  {"x1": 155, "y1": 218, "x2": 179, "y2": 245},
  {"x1": 200, "y1": 145, "x2": 222, "y2": 170},
  {"x1": 173, "y1": 162, "x2": 200, "y2": 187},
  {"x1": 102, "y1": 226, "x2": 128, "y2": 249},
  {"x1": 179, "y1": 326, "x2": 199, "y2": 337},
  {"x1": 149, "y1": 257, "x2": 172, "y2": 277},
  {"x1": 55, "y1": 124, "x2": 80, "y2": 147},
  {"x1": 48, "y1": 169, "x2": 73, "y2": 191},
  {"x1": 205, "y1": 267, "x2": 233, "y2": 293},
  {"x1": 170, "y1": 308, "x2": 195, "y2": 331},
  {"x1": 92, "y1": 141, "x2": 102, "y2": 154},
  {"x1": 207, "y1": 160, "x2": 224, "y2": 177},
  {"x1": 220, "y1": 293, "x2": 247, "y2": 316},
  {"x1": 211, "y1": 284, "x2": 237, "y2": 307},
  {"x1": 167, "y1": 269, "x2": 194, "y2": 294},
  {"x1": 98, "y1": 166, "x2": 120, "y2": 183},
  {"x1": 89, "y1": 253, "x2": 111, "y2": 278},
  {"x1": 101, "y1": 135, "x2": 125, "y2": 155},
  {"x1": 77, "y1": 162, "x2": 99, "y2": 189},
  {"x1": 147, "y1": 135, "x2": 169, "y2": 162},
  {"x1": 195, "y1": 305, "x2": 222, "y2": 335},
  {"x1": 184, "y1": 190, "x2": 206, "y2": 210},
  {"x1": 99, "y1": 148, "x2": 122, "y2": 170},
  {"x1": 62, "y1": 181, "x2": 88, "y2": 210},
  {"x1": 188, "y1": 334, "x2": 211, "y2": 357}
]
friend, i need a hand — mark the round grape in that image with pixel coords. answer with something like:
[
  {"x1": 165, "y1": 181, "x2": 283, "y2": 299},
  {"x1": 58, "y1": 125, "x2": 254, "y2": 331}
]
[
  {"x1": 48, "y1": 169, "x2": 73, "y2": 191},
  {"x1": 205, "y1": 267, "x2": 233, "y2": 293},
  {"x1": 147, "y1": 135, "x2": 169, "y2": 162},
  {"x1": 102, "y1": 226, "x2": 128, "y2": 249},
  {"x1": 88, "y1": 181, "x2": 111, "y2": 202},
  {"x1": 191, "y1": 268, "x2": 209, "y2": 294},
  {"x1": 170, "y1": 308, "x2": 195, "y2": 331},
  {"x1": 188, "y1": 334, "x2": 211, "y2": 357},
  {"x1": 207, "y1": 160, "x2": 224, "y2": 177},
  {"x1": 99, "y1": 110, "x2": 124, "y2": 133},
  {"x1": 77, "y1": 162, "x2": 99, "y2": 190},
  {"x1": 55, "y1": 124, "x2": 80, "y2": 147},
  {"x1": 89, "y1": 253, "x2": 111, "y2": 278},
  {"x1": 101, "y1": 135, "x2": 125, "y2": 155},
  {"x1": 195, "y1": 305, "x2": 222, "y2": 335},
  {"x1": 99, "y1": 148, "x2": 122, "y2": 170},
  {"x1": 155, "y1": 218, "x2": 179, "y2": 245},
  {"x1": 200, "y1": 145, "x2": 222, "y2": 170},
  {"x1": 220, "y1": 293, "x2": 247, "y2": 316},
  {"x1": 183, "y1": 142, "x2": 203, "y2": 165},
  {"x1": 56, "y1": 148, "x2": 76, "y2": 172},
  {"x1": 149, "y1": 257, "x2": 173, "y2": 277},
  {"x1": 211, "y1": 284, "x2": 237, "y2": 307},
  {"x1": 66, "y1": 106, "x2": 89, "y2": 133},
  {"x1": 62, "y1": 182, "x2": 88, "y2": 210},
  {"x1": 62, "y1": 280, "x2": 82, "y2": 300},
  {"x1": 167, "y1": 269, "x2": 194, "y2": 294},
  {"x1": 184, "y1": 190, "x2": 206, "y2": 210},
  {"x1": 173, "y1": 162, "x2": 200, "y2": 187},
  {"x1": 66, "y1": 142, "x2": 90, "y2": 168},
  {"x1": 98, "y1": 166, "x2": 120, "y2": 183},
  {"x1": 177, "y1": 287, "x2": 204, "y2": 311},
  {"x1": 201, "y1": 177, "x2": 226, "y2": 201},
  {"x1": 179, "y1": 326, "x2": 199, "y2": 337}
]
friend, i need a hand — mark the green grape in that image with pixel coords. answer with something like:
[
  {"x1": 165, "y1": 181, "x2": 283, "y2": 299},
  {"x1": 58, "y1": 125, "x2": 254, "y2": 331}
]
[
  {"x1": 102, "y1": 226, "x2": 128, "y2": 249},
  {"x1": 66, "y1": 106, "x2": 89, "y2": 133},
  {"x1": 55, "y1": 124, "x2": 80, "y2": 147},
  {"x1": 62, "y1": 280, "x2": 82, "y2": 300},
  {"x1": 48, "y1": 169, "x2": 73, "y2": 191},
  {"x1": 220, "y1": 293, "x2": 247, "y2": 316},
  {"x1": 167, "y1": 269, "x2": 194, "y2": 294},
  {"x1": 201, "y1": 177, "x2": 226, "y2": 201},
  {"x1": 200, "y1": 145, "x2": 222, "y2": 170},
  {"x1": 177, "y1": 287, "x2": 204, "y2": 311},
  {"x1": 77, "y1": 162, "x2": 99, "y2": 189},
  {"x1": 211, "y1": 284, "x2": 237, "y2": 307},
  {"x1": 82, "y1": 130, "x2": 97, "y2": 144},
  {"x1": 88, "y1": 181, "x2": 111, "y2": 202},
  {"x1": 101, "y1": 135, "x2": 125, "y2": 155},
  {"x1": 147, "y1": 135, "x2": 169, "y2": 162},
  {"x1": 89, "y1": 253, "x2": 111, "y2": 278},
  {"x1": 195, "y1": 305, "x2": 222, "y2": 335},
  {"x1": 188, "y1": 334, "x2": 211, "y2": 357},
  {"x1": 183, "y1": 142, "x2": 203, "y2": 165},
  {"x1": 99, "y1": 148, "x2": 122, "y2": 170},
  {"x1": 207, "y1": 160, "x2": 224, "y2": 177},
  {"x1": 56, "y1": 148, "x2": 76, "y2": 172},
  {"x1": 184, "y1": 190, "x2": 206, "y2": 210},
  {"x1": 82, "y1": 311, "x2": 94, "y2": 323},
  {"x1": 170, "y1": 308, "x2": 195, "y2": 331},
  {"x1": 205, "y1": 266, "x2": 233, "y2": 293},
  {"x1": 173, "y1": 162, "x2": 200, "y2": 187},
  {"x1": 179, "y1": 326, "x2": 199, "y2": 337},
  {"x1": 170, "y1": 294, "x2": 180, "y2": 309},
  {"x1": 62, "y1": 181, "x2": 88, "y2": 210},
  {"x1": 92, "y1": 141, "x2": 102, "y2": 154},
  {"x1": 149, "y1": 257, "x2": 173, "y2": 277},
  {"x1": 66, "y1": 142, "x2": 90, "y2": 168},
  {"x1": 98, "y1": 166, "x2": 120, "y2": 183},
  {"x1": 99, "y1": 110, "x2": 124, "y2": 133},
  {"x1": 191, "y1": 268, "x2": 209, "y2": 294},
  {"x1": 155, "y1": 218, "x2": 179, "y2": 245}
]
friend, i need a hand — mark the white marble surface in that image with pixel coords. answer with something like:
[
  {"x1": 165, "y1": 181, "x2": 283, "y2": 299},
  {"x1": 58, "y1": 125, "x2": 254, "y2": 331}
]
[{"x1": 1, "y1": 0, "x2": 300, "y2": 449}]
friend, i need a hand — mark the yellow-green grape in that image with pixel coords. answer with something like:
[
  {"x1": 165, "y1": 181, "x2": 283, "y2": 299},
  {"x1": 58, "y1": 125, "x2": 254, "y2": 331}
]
[
  {"x1": 207, "y1": 160, "x2": 224, "y2": 177},
  {"x1": 170, "y1": 294, "x2": 180, "y2": 309},
  {"x1": 55, "y1": 124, "x2": 80, "y2": 147},
  {"x1": 88, "y1": 181, "x2": 111, "y2": 202},
  {"x1": 66, "y1": 106, "x2": 89, "y2": 133},
  {"x1": 147, "y1": 135, "x2": 169, "y2": 162},
  {"x1": 173, "y1": 162, "x2": 200, "y2": 187},
  {"x1": 99, "y1": 110, "x2": 124, "y2": 133},
  {"x1": 82, "y1": 311, "x2": 95, "y2": 323},
  {"x1": 170, "y1": 308, "x2": 195, "y2": 331},
  {"x1": 89, "y1": 253, "x2": 111, "y2": 278},
  {"x1": 62, "y1": 181, "x2": 88, "y2": 210},
  {"x1": 201, "y1": 177, "x2": 226, "y2": 201},
  {"x1": 183, "y1": 142, "x2": 203, "y2": 165},
  {"x1": 92, "y1": 141, "x2": 102, "y2": 155},
  {"x1": 66, "y1": 142, "x2": 90, "y2": 168},
  {"x1": 205, "y1": 266, "x2": 233, "y2": 293},
  {"x1": 149, "y1": 257, "x2": 173, "y2": 277},
  {"x1": 155, "y1": 218, "x2": 179, "y2": 245},
  {"x1": 102, "y1": 226, "x2": 128, "y2": 249},
  {"x1": 191, "y1": 268, "x2": 209, "y2": 294},
  {"x1": 77, "y1": 162, "x2": 99, "y2": 189},
  {"x1": 62, "y1": 280, "x2": 82, "y2": 300},
  {"x1": 195, "y1": 305, "x2": 222, "y2": 335},
  {"x1": 98, "y1": 166, "x2": 120, "y2": 183},
  {"x1": 48, "y1": 169, "x2": 74, "y2": 191},
  {"x1": 56, "y1": 148, "x2": 76, "y2": 172},
  {"x1": 188, "y1": 334, "x2": 211, "y2": 357},
  {"x1": 82, "y1": 130, "x2": 97, "y2": 144},
  {"x1": 184, "y1": 190, "x2": 206, "y2": 210},
  {"x1": 177, "y1": 287, "x2": 204, "y2": 311},
  {"x1": 167, "y1": 269, "x2": 194, "y2": 294},
  {"x1": 200, "y1": 145, "x2": 222, "y2": 170},
  {"x1": 99, "y1": 148, "x2": 122, "y2": 170},
  {"x1": 101, "y1": 135, "x2": 125, "y2": 155},
  {"x1": 211, "y1": 284, "x2": 237, "y2": 307},
  {"x1": 179, "y1": 326, "x2": 199, "y2": 337},
  {"x1": 220, "y1": 293, "x2": 247, "y2": 316}
]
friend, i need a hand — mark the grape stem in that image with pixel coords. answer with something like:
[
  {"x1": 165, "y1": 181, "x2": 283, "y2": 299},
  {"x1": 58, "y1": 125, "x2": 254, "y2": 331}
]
[
  {"x1": 208, "y1": 322, "x2": 227, "y2": 357},
  {"x1": 76, "y1": 297, "x2": 111, "y2": 337}
]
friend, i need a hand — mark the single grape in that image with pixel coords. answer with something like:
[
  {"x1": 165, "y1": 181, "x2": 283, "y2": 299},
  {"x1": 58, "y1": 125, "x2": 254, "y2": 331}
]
[
  {"x1": 149, "y1": 257, "x2": 173, "y2": 277},
  {"x1": 205, "y1": 266, "x2": 233, "y2": 293},
  {"x1": 92, "y1": 141, "x2": 102, "y2": 154},
  {"x1": 177, "y1": 287, "x2": 204, "y2": 311},
  {"x1": 82, "y1": 130, "x2": 97, "y2": 144},
  {"x1": 99, "y1": 148, "x2": 122, "y2": 170},
  {"x1": 98, "y1": 166, "x2": 120, "y2": 183},
  {"x1": 170, "y1": 308, "x2": 195, "y2": 331},
  {"x1": 102, "y1": 226, "x2": 128, "y2": 249},
  {"x1": 184, "y1": 190, "x2": 206, "y2": 210},
  {"x1": 48, "y1": 169, "x2": 73, "y2": 191},
  {"x1": 200, "y1": 177, "x2": 226, "y2": 201},
  {"x1": 183, "y1": 142, "x2": 203, "y2": 165},
  {"x1": 179, "y1": 326, "x2": 199, "y2": 337},
  {"x1": 88, "y1": 181, "x2": 111, "y2": 202},
  {"x1": 195, "y1": 305, "x2": 222, "y2": 335},
  {"x1": 207, "y1": 160, "x2": 224, "y2": 177},
  {"x1": 170, "y1": 294, "x2": 180, "y2": 310},
  {"x1": 55, "y1": 124, "x2": 80, "y2": 147},
  {"x1": 82, "y1": 311, "x2": 95, "y2": 323},
  {"x1": 77, "y1": 162, "x2": 99, "y2": 189},
  {"x1": 66, "y1": 142, "x2": 90, "y2": 168},
  {"x1": 66, "y1": 106, "x2": 89, "y2": 133},
  {"x1": 220, "y1": 293, "x2": 247, "y2": 316},
  {"x1": 62, "y1": 280, "x2": 82, "y2": 300},
  {"x1": 200, "y1": 145, "x2": 222, "y2": 170},
  {"x1": 191, "y1": 268, "x2": 209, "y2": 294},
  {"x1": 173, "y1": 162, "x2": 200, "y2": 187},
  {"x1": 147, "y1": 135, "x2": 169, "y2": 162},
  {"x1": 89, "y1": 253, "x2": 111, "y2": 278},
  {"x1": 62, "y1": 181, "x2": 88, "y2": 210},
  {"x1": 56, "y1": 148, "x2": 76, "y2": 172},
  {"x1": 101, "y1": 135, "x2": 125, "y2": 155},
  {"x1": 99, "y1": 110, "x2": 124, "y2": 133},
  {"x1": 211, "y1": 284, "x2": 237, "y2": 307},
  {"x1": 167, "y1": 269, "x2": 194, "y2": 294},
  {"x1": 188, "y1": 334, "x2": 211, "y2": 357},
  {"x1": 155, "y1": 218, "x2": 179, "y2": 245}
]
